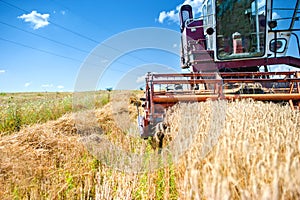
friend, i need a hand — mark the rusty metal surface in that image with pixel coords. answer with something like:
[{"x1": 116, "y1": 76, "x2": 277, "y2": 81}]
[
  {"x1": 151, "y1": 71, "x2": 299, "y2": 78},
  {"x1": 142, "y1": 70, "x2": 300, "y2": 125},
  {"x1": 151, "y1": 78, "x2": 300, "y2": 85},
  {"x1": 152, "y1": 93, "x2": 300, "y2": 103}
]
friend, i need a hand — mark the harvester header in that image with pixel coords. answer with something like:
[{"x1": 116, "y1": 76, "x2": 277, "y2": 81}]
[{"x1": 139, "y1": 0, "x2": 300, "y2": 139}]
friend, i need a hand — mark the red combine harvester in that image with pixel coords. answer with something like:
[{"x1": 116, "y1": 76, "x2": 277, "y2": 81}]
[{"x1": 139, "y1": 0, "x2": 300, "y2": 138}]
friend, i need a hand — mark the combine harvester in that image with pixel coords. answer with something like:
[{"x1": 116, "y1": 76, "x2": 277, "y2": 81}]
[{"x1": 139, "y1": 0, "x2": 300, "y2": 138}]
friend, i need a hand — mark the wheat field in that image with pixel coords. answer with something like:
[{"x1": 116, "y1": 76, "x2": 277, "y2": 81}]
[
  {"x1": 0, "y1": 91, "x2": 299, "y2": 199},
  {"x1": 164, "y1": 99, "x2": 300, "y2": 199}
]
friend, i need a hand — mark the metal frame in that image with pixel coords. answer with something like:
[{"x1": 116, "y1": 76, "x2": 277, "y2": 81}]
[{"x1": 140, "y1": 70, "x2": 300, "y2": 137}]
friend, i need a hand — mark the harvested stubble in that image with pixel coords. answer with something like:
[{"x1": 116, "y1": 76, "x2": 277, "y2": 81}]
[
  {"x1": 0, "y1": 114, "x2": 93, "y2": 199},
  {"x1": 0, "y1": 109, "x2": 148, "y2": 199},
  {"x1": 163, "y1": 99, "x2": 300, "y2": 199},
  {"x1": 0, "y1": 91, "x2": 177, "y2": 200}
]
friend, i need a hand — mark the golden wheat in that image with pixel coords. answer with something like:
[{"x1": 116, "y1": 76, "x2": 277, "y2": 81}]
[{"x1": 165, "y1": 99, "x2": 300, "y2": 200}]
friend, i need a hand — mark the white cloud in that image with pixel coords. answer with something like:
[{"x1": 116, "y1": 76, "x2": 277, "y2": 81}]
[
  {"x1": 136, "y1": 72, "x2": 160, "y2": 83},
  {"x1": 41, "y1": 84, "x2": 53, "y2": 88},
  {"x1": 158, "y1": 0, "x2": 203, "y2": 24},
  {"x1": 24, "y1": 82, "x2": 31, "y2": 87},
  {"x1": 101, "y1": 59, "x2": 109, "y2": 63},
  {"x1": 158, "y1": 11, "x2": 167, "y2": 23},
  {"x1": 136, "y1": 74, "x2": 146, "y2": 83},
  {"x1": 61, "y1": 10, "x2": 66, "y2": 15},
  {"x1": 0, "y1": 69, "x2": 5, "y2": 74},
  {"x1": 57, "y1": 85, "x2": 64, "y2": 89},
  {"x1": 271, "y1": 65, "x2": 297, "y2": 73},
  {"x1": 272, "y1": 12, "x2": 280, "y2": 20},
  {"x1": 158, "y1": 10, "x2": 177, "y2": 23},
  {"x1": 18, "y1": 10, "x2": 50, "y2": 30}
]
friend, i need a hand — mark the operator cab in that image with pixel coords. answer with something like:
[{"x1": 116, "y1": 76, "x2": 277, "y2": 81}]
[
  {"x1": 215, "y1": 0, "x2": 267, "y2": 60},
  {"x1": 180, "y1": 0, "x2": 299, "y2": 72}
]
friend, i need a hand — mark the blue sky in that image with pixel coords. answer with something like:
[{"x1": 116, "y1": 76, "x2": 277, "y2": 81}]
[{"x1": 0, "y1": 0, "x2": 299, "y2": 92}]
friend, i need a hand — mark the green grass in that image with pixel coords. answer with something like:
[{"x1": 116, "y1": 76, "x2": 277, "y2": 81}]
[
  {"x1": 0, "y1": 91, "x2": 111, "y2": 135},
  {"x1": 0, "y1": 95, "x2": 73, "y2": 134}
]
